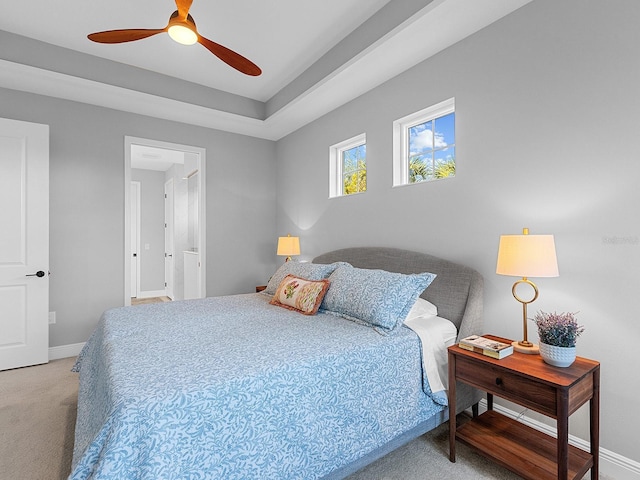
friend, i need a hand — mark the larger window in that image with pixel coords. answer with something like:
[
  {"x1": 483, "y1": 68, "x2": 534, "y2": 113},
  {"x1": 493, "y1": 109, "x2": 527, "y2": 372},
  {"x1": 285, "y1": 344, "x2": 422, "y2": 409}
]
[
  {"x1": 393, "y1": 98, "x2": 455, "y2": 186},
  {"x1": 329, "y1": 133, "x2": 366, "y2": 198}
]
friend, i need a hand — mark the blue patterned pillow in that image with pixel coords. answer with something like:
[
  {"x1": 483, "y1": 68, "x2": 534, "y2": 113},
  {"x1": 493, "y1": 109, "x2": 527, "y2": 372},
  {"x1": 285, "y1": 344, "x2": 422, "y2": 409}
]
[
  {"x1": 320, "y1": 264, "x2": 437, "y2": 334},
  {"x1": 264, "y1": 261, "x2": 347, "y2": 295}
]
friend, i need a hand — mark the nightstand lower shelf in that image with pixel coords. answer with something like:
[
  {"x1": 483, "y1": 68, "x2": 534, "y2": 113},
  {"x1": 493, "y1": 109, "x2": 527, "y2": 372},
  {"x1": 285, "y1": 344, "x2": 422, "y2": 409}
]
[{"x1": 456, "y1": 410, "x2": 593, "y2": 480}]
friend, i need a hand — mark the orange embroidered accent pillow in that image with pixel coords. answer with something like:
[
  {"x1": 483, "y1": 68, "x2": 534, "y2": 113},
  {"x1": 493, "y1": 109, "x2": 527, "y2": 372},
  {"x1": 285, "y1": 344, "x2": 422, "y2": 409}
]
[{"x1": 270, "y1": 274, "x2": 330, "y2": 315}]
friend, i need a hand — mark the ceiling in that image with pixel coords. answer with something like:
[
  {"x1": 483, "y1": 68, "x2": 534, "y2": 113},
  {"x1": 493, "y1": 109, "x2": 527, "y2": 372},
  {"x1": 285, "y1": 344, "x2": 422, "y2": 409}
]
[
  {"x1": 0, "y1": 0, "x2": 390, "y2": 102},
  {"x1": 0, "y1": 0, "x2": 532, "y2": 140},
  {"x1": 130, "y1": 144, "x2": 185, "y2": 171}
]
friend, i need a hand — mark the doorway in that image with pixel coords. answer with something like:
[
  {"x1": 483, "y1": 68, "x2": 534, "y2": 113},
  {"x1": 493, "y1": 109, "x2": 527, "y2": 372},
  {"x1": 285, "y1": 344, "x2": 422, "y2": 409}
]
[{"x1": 124, "y1": 137, "x2": 206, "y2": 306}]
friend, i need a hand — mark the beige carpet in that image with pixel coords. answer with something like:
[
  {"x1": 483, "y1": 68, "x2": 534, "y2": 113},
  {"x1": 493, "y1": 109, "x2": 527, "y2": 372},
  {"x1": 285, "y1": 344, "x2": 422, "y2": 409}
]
[
  {"x1": 0, "y1": 357, "x2": 528, "y2": 480},
  {"x1": 0, "y1": 357, "x2": 77, "y2": 480}
]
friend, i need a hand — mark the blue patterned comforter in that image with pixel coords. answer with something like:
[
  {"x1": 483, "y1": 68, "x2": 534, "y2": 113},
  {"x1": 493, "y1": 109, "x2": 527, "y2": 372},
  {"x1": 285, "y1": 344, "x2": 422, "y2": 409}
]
[{"x1": 70, "y1": 293, "x2": 444, "y2": 479}]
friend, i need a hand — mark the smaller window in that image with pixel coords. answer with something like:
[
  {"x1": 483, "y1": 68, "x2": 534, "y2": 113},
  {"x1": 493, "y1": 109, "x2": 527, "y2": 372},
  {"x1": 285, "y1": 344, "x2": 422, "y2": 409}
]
[
  {"x1": 329, "y1": 134, "x2": 367, "y2": 198},
  {"x1": 393, "y1": 98, "x2": 455, "y2": 187}
]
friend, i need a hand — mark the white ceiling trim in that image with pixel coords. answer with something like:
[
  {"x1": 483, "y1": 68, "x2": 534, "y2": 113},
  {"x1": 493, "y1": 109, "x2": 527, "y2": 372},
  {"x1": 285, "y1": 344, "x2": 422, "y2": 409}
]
[
  {"x1": 0, "y1": 0, "x2": 532, "y2": 141},
  {"x1": 0, "y1": 59, "x2": 268, "y2": 138},
  {"x1": 262, "y1": 0, "x2": 533, "y2": 139}
]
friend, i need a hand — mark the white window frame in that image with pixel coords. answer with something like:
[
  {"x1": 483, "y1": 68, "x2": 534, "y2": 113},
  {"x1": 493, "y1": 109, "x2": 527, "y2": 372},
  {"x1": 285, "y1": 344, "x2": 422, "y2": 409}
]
[
  {"x1": 329, "y1": 133, "x2": 366, "y2": 198},
  {"x1": 392, "y1": 98, "x2": 455, "y2": 187}
]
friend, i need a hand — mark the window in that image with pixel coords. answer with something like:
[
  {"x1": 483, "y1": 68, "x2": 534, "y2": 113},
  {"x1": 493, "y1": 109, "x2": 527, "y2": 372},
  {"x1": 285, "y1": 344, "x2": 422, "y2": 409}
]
[
  {"x1": 393, "y1": 98, "x2": 455, "y2": 186},
  {"x1": 329, "y1": 133, "x2": 366, "y2": 198}
]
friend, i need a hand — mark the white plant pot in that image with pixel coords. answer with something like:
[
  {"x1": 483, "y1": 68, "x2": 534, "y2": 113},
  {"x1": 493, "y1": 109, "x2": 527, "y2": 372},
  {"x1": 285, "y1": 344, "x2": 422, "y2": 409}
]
[{"x1": 539, "y1": 342, "x2": 576, "y2": 368}]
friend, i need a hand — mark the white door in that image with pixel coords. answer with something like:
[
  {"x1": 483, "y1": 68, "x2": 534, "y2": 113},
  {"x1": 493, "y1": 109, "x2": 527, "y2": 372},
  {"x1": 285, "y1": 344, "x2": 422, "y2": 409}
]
[
  {"x1": 0, "y1": 118, "x2": 49, "y2": 371},
  {"x1": 164, "y1": 179, "x2": 174, "y2": 300},
  {"x1": 130, "y1": 181, "x2": 140, "y2": 298}
]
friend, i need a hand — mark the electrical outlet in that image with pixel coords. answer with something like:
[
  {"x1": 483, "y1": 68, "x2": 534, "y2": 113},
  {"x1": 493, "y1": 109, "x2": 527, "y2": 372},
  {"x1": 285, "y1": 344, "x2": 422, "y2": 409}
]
[{"x1": 48, "y1": 311, "x2": 56, "y2": 324}]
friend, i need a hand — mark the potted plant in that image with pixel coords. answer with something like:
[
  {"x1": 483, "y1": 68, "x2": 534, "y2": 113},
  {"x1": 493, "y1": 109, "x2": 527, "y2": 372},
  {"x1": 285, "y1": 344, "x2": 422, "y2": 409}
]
[{"x1": 533, "y1": 311, "x2": 585, "y2": 367}]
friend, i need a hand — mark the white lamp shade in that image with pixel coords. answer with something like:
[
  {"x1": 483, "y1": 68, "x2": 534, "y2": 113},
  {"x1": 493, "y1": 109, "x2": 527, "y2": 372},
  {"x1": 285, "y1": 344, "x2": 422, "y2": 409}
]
[
  {"x1": 496, "y1": 234, "x2": 559, "y2": 278},
  {"x1": 277, "y1": 235, "x2": 300, "y2": 257}
]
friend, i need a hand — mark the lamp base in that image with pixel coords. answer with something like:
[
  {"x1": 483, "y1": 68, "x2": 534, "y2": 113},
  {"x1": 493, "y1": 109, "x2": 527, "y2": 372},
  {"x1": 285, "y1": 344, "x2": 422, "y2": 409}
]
[{"x1": 512, "y1": 341, "x2": 539, "y2": 355}]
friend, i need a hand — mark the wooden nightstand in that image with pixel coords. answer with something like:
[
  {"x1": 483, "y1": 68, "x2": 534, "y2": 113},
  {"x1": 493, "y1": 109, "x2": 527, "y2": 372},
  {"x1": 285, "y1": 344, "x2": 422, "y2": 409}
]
[{"x1": 448, "y1": 334, "x2": 600, "y2": 480}]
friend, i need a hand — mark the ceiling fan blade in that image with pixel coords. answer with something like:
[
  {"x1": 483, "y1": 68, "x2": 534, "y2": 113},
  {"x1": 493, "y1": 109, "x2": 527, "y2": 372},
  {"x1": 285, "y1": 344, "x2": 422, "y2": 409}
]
[
  {"x1": 197, "y1": 35, "x2": 262, "y2": 76},
  {"x1": 88, "y1": 28, "x2": 166, "y2": 44},
  {"x1": 175, "y1": 0, "x2": 193, "y2": 20}
]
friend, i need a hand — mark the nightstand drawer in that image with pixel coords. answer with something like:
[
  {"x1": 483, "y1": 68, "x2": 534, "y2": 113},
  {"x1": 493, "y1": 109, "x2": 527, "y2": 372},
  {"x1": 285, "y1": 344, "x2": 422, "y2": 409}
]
[{"x1": 456, "y1": 355, "x2": 557, "y2": 416}]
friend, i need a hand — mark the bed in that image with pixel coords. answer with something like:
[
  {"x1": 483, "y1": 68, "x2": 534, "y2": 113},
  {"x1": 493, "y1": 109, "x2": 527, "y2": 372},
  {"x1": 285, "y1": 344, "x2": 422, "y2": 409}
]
[{"x1": 70, "y1": 247, "x2": 483, "y2": 479}]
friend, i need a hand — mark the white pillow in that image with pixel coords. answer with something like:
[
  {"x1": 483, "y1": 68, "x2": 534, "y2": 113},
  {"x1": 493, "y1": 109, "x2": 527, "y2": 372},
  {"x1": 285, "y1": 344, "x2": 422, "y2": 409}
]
[{"x1": 405, "y1": 297, "x2": 438, "y2": 321}]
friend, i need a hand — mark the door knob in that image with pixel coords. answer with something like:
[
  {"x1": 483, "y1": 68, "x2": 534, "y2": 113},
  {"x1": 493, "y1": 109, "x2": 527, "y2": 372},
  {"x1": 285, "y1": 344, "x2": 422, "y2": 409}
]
[{"x1": 26, "y1": 270, "x2": 46, "y2": 278}]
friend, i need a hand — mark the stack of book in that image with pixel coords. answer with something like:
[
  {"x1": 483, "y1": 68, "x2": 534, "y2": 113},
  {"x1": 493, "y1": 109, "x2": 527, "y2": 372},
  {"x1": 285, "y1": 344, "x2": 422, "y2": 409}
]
[{"x1": 458, "y1": 335, "x2": 514, "y2": 359}]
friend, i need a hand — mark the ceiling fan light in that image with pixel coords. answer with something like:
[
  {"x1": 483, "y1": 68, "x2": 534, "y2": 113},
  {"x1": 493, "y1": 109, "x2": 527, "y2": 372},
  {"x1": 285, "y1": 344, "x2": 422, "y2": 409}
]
[{"x1": 168, "y1": 24, "x2": 197, "y2": 45}]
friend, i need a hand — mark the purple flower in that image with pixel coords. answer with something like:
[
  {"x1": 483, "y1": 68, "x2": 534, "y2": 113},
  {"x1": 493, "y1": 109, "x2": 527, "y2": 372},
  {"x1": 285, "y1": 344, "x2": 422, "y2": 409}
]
[{"x1": 533, "y1": 311, "x2": 584, "y2": 348}]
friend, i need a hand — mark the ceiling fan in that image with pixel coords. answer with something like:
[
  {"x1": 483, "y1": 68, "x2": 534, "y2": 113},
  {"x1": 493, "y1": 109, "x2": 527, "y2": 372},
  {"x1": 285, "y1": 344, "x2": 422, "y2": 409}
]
[{"x1": 87, "y1": 0, "x2": 261, "y2": 76}]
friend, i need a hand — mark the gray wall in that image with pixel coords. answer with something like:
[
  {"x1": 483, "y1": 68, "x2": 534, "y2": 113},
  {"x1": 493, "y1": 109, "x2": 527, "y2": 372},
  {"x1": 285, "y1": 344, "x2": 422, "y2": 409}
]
[
  {"x1": 0, "y1": 87, "x2": 277, "y2": 347},
  {"x1": 131, "y1": 169, "x2": 165, "y2": 293},
  {"x1": 275, "y1": 0, "x2": 640, "y2": 466}
]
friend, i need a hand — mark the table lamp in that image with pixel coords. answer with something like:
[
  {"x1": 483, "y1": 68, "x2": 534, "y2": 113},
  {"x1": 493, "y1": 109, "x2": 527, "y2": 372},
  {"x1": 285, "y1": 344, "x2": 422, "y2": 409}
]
[
  {"x1": 496, "y1": 228, "x2": 559, "y2": 354},
  {"x1": 277, "y1": 234, "x2": 300, "y2": 262}
]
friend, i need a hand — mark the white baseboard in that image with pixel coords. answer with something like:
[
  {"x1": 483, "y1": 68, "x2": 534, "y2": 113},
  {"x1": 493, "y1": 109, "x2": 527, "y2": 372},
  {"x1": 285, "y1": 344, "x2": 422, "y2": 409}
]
[
  {"x1": 478, "y1": 400, "x2": 640, "y2": 480},
  {"x1": 49, "y1": 342, "x2": 85, "y2": 361},
  {"x1": 136, "y1": 290, "x2": 166, "y2": 299}
]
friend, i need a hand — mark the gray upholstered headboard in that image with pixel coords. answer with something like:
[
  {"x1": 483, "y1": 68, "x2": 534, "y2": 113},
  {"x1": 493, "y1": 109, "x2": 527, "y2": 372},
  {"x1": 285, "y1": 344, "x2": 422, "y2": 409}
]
[{"x1": 313, "y1": 247, "x2": 483, "y2": 340}]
